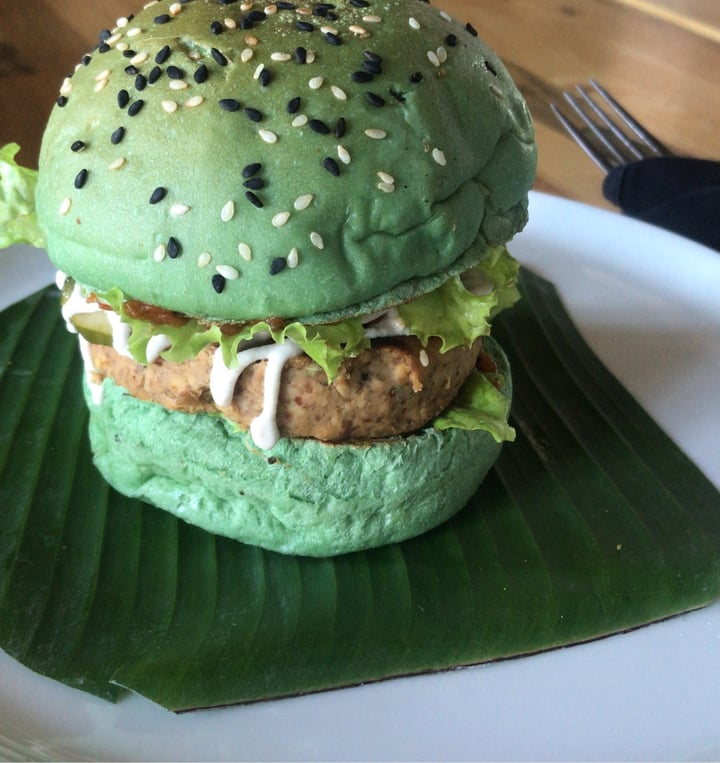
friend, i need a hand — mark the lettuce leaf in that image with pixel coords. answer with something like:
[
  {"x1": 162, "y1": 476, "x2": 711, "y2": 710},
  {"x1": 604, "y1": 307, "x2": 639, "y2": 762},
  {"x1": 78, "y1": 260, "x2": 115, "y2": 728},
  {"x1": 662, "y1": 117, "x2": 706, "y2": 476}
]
[
  {"x1": 433, "y1": 369, "x2": 515, "y2": 443},
  {"x1": 0, "y1": 143, "x2": 45, "y2": 249}
]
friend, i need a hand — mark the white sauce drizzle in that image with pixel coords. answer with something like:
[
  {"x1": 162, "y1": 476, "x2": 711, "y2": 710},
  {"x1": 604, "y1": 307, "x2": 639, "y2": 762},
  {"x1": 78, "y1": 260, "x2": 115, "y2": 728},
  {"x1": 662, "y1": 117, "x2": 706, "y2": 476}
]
[
  {"x1": 78, "y1": 335, "x2": 104, "y2": 405},
  {"x1": 362, "y1": 307, "x2": 410, "y2": 339}
]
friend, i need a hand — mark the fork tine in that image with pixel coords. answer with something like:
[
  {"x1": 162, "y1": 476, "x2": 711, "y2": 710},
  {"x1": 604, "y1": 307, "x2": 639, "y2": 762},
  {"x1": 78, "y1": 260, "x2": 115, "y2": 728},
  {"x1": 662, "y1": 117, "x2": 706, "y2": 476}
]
[
  {"x1": 549, "y1": 102, "x2": 612, "y2": 172},
  {"x1": 561, "y1": 90, "x2": 628, "y2": 166},
  {"x1": 588, "y1": 80, "x2": 671, "y2": 157}
]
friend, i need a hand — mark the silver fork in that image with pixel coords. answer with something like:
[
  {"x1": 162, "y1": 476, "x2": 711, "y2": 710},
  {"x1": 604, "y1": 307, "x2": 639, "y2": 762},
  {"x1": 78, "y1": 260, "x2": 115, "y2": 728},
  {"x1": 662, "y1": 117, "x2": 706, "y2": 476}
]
[{"x1": 550, "y1": 80, "x2": 673, "y2": 173}]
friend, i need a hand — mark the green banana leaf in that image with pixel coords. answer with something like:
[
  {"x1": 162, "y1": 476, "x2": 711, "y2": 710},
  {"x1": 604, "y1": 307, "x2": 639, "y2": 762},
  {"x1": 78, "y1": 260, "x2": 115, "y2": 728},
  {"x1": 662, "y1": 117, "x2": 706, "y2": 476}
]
[{"x1": 1, "y1": 270, "x2": 719, "y2": 711}]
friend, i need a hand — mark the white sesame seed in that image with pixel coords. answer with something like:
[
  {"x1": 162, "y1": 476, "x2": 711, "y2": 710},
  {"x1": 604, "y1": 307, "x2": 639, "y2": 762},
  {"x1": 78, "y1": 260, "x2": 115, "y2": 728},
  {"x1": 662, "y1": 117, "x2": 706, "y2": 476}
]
[
  {"x1": 363, "y1": 15, "x2": 382, "y2": 23},
  {"x1": 241, "y1": 48, "x2": 254, "y2": 63},
  {"x1": 349, "y1": 25, "x2": 367, "y2": 35},
  {"x1": 331, "y1": 85, "x2": 347, "y2": 101},
  {"x1": 265, "y1": 3, "x2": 278, "y2": 15},
  {"x1": 287, "y1": 247, "x2": 299, "y2": 269},
  {"x1": 94, "y1": 78, "x2": 109, "y2": 93},
  {"x1": 296, "y1": 6, "x2": 311, "y2": 14},
  {"x1": 309, "y1": 76, "x2": 324, "y2": 90},
  {"x1": 197, "y1": 251, "x2": 212, "y2": 268},
  {"x1": 240, "y1": 1, "x2": 253, "y2": 9},
  {"x1": 169, "y1": 79, "x2": 188, "y2": 90},
  {"x1": 245, "y1": 35, "x2": 259, "y2": 46},
  {"x1": 169, "y1": 3, "x2": 183, "y2": 16},
  {"x1": 427, "y1": 50, "x2": 440, "y2": 67},
  {"x1": 377, "y1": 171, "x2": 394, "y2": 184},
  {"x1": 60, "y1": 77, "x2": 72, "y2": 95},
  {"x1": 320, "y1": 25, "x2": 338, "y2": 35},
  {"x1": 143, "y1": 0, "x2": 159, "y2": 7},
  {"x1": 161, "y1": 100, "x2": 178, "y2": 113},
  {"x1": 437, "y1": 46, "x2": 448, "y2": 63},
  {"x1": 117, "y1": 16, "x2": 129, "y2": 27},
  {"x1": 419, "y1": 349, "x2": 430, "y2": 367},
  {"x1": 221, "y1": 200, "x2": 235, "y2": 222},
  {"x1": 409, "y1": 17, "x2": 421, "y2": 30},
  {"x1": 95, "y1": 69, "x2": 111, "y2": 81},
  {"x1": 490, "y1": 84, "x2": 505, "y2": 98},
  {"x1": 259, "y1": 129, "x2": 278, "y2": 144},
  {"x1": 253, "y1": 63, "x2": 265, "y2": 80},
  {"x1": 337, "y1": 145, "x2": 351, "y2": 164},
  {"x1": 126, "y1": 27, "x2": 142, "y2": 37},
  {"x1": 130, "y1": 51, "x2": 148, "y2": 66},
  {"x1": 170, "y1": 203, "x2": 191, "y2": 216},
  {"x1": 224, "y1": 17, "x2": 237, "y2": 29},
  {"x1": 106, "y1": 33, "x2": 122, "y2": 46},
  {"x1": 238, "y1": 242, "x2": 252, "y2": 262},
  {"x1": 272, "y1": 211, "x2": 291, "y2": 227},
  {"x1": 432, "y1": 148, "x2": 447, "y2": 166},
  {"x1": 377, "y1": 182, "x2": 395, "y2": 193},
  {"x1": 185, "y1": 94, "x2": 204, "y2": 108},
  {"x1": 440, "y1": 11, "x2": 453, "y2": 22},
  {"x1": 310, "y1": 232, "x2": 324, "y2": 250},
  {"x1": 292, "y1": 114, "x2": 308, "y2": 127},
  {"x1": 271, "y1": 52, "x2": 292, "y2": 62},
  {"x1": 294, "y1": 193, "x2": 314, "y2": 211},
  {"x1": 365, "y1": 128, "x2": 387, "y2": 139},
  {"x1": 108, "y1": 157, "x2": 127, "y2": 170},
  {"x1": 153, "y1": 243, "x2": 167, "y2": 262},
  {"x1": 59, "y1": 198, "x2": 72, "y2": 216},
  {"x1": 306, "y1": 50, "x2": 316, "y2": 64},
  {"x1": 116, "y1": 42, "x2": 129, "y2": 52},
  {"x1": 216, "y1": 264, "x2": 240, "y2": 280}
]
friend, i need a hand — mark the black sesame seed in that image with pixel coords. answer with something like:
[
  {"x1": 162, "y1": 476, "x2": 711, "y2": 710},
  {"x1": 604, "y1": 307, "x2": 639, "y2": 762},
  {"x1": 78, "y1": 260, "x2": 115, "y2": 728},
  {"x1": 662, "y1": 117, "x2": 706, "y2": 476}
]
[
  {"x1": 123, "y1": 49, "x2": 136, "y2": 59},
  {"x1": 243, "y1": 177, "x2": 265, "y2": 190},
  {"x1": 295, "y1": 46, "x2": 307, "y2": 64},
  {"x1": 212, "y1": 274, "x2": 226, "y2": 293},
  {"x1": 365, "y1": 92, "x2": 385, "y2": 107},
  {"x1": 296, "y1": 20, "x2": 315, "y2": 31},
  {"x1": 167, "y1": 236, "x2": 181, "y2": 259},
  {"x1": 277, "y1": 1, "x2": 297, "y2": 8},
  {"x1": 148, "y1": 66, "x2": 163, "y2": 84},
  {"x1": 110, "y1": 126, "x2": 125, "y2": 145},
  {"x1": 98, "y1": 43, "x2": 110, "y2": 54},
  {"x1": 194, "y1": 64, "x2": 209, "y2": 83},
  {"x1": 325, "y1": 32, "x2": 342, "y2": 45},
  {"x1": 259, "y1": 68, "x2": 272, "y2": 87},
  {"x1": 149, "y1": 186, "x2": 167, "y2": 204},
  {"x1": 155, "y1": 45, "x2": 171, "y2": 64},
  {"x1": 240, "y1": 18, "x2": 254, "y2": 29},
  {"x1": 219, "y1": 98, "x2": 241, "y2": 111},
  {"x1": 57, "y1": 95, "x2": 68, "y2": 107},
  {"x1": 350, "y1": 0, "x2": 369, "y2": 6},
  {"x1": 363, "y1": 50, "x2": 382, "y2": 63},
  {"x1": 351, "y1": 70, "x2": 373, "y2": 83},
  {"x1": 99, "y1": 28, "x2": 112, "y2": 42},
  {"x1": 484, "y1": 59, "x2": 498, "y2": 76},
  {"x1": 327, "y1": 10, "x2": 338, "y2": 20},
  {"x1": 446, "y1": 33, "x2": 458, "y2": 47},
  {"x1": 335, "y1": 116, "x2": 346, "y2": 138},
  {"x1": 313, "y1": 6, "x2": 328, "y2": 17},
  {"x1": 245, "y1": 190, "x2": 264, "y2": 208},
  {"x1": 124, "y1": 65, "x2": 139, "y2": 76},
  {"x1": 210, "y1": 20, "x2": 224, "y2": 34},
  {"x1": 74, "y1": 169, "x2": 89, "y2": 189},
  {"x1": 362, "y1": 59, "x2": 382, "y2": 75},
  {"x1": 409, "y1": 71, "x2": 423, "y2": 83},
  {"x1": 287, "y1": 96, "x2": 301, "y2": 113},
  {"x1": 167, "y1": 65, "x2": 185, "y2": 79},
  {"x1": 154, "y1": 13, "x2": 171, "y2": 24},
  {"x1": 135, "y1": 73, "x2": 147, "y2": 90},
  {"x1": 465, "y1": 21, "x2": 478, "y2": 37},
  {"x1": 269, "y1": 257, "x2": 287, "y2": 276},
  {"x1": 246, "y1": 10, "x2": 267, "y2": 21},
  {"x1": 70, "y1": 140, "x2": 86, "y2": 152},
  {"x1": 81, "y1": 54, "x2": 92, "y2": 66},
  {"x1": 245, "y1": 107, "x2": 263, "y2": 122},
  {"x1": 323, "y1": 156, "x2": 340, "y2": 176},
  {"x1": 117, "y1": 89, "x2": 130, "y2": 108},
  {"x1": 211, "y1": 48, "x2": 228, "y2": 66},
  {"x1": 242, "y1": 162, "x2": 262, "y2": 178},
  {"x1": 128, "y1": 99, "x2": 145, "y2": 116},
  {"x1": 309, "y1": 118, "x2": 330, "y2": 135}
]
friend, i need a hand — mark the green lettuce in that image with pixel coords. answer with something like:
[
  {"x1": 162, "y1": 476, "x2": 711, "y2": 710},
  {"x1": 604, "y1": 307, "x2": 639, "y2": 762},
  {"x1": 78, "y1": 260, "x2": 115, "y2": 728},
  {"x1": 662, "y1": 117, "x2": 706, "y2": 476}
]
[{"x1": 0, "y1": 143, "x2": 45, "y2": 249}]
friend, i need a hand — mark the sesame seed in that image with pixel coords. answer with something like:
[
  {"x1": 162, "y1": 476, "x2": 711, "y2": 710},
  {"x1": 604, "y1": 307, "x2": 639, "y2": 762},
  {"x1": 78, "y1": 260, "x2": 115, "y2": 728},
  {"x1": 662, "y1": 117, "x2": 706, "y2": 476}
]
[
  {"x1": 167, "y1": 237, "x2": 181, "y2": 258},
  {"x1": 409, "y1": 71, "x2": 423, "y2": 83},
  {"x1": 377, "y1": 182, "x2": 395, "y2": 193},
  {"x1": 59, "y1": 78, "x2": 72, "y2": 96},
  {"x1": 271, "y1": 52, "x2": 292, "y2": 62},
  {"x1": 167, "y1": 65, "x2": 185, "y2": 79},
  {"x1": 211, "y1": 48, "x2": 229, "y2": 66},
  {"x1": 296, "y1": 20, "x2": 314, "y2": 31},
  {"x1": 111, "y1": 126, "x2": 125, "y2": 145},
  {"x1": 306, "y1": 50, "x2": 316, "y2": 64},
  {"x1": 446, "y1": 33, "x2": 458, "y2": 47},
  {"x1": 108, "y1": 157, "x2": 127, "y2": 170},
  {"x1": 292, "y1": 114, "x2": 308, "y2": 127},
  {"x1": 185, "y1": 95, "x2": 204, "y2": 108},
  {"x1": 245, "y1": 107, "x2": 263, "y2": 122},
  {"x1": 427, "y1": 50, "x2": 440, "y2": 67},
  {"x1": 269, "y1": 257, "x2": 287, "y2": 276},
  {"x1": 216, "y1": 264, "x2": 239, "y2": 280},
  {"x1": 221, "y1": 200, "x2": 235, "y2": 221},
  {"x1": 409, "y1": 17, "x2": 420, "y2": 30},
  {"x1": 71, "y1": 140, "x2": 86, "y2": 152},
  {"x1": 57, "y1": 96, "x2": 68, "y2": 107},
  {"x1": 309, "y1": 76, "x2": 324, "y2": 90},
  {"x1": 272, "y1": 211, "x2": 291, "y2": 227},
  {"x1": 130, "y1": 51, "x2": 149, "y2": 66},
  {"x1": 169, "y1": 80, "x2": 188, "y2": 90},
  {"x1": 224, "y1": 18, "x2": 237, "y2": 29},
  {"x1": 245, "y1": 190, "x2": 264, "y2": 208},
  {"x1": 197, "y1": 251, "x2": 211, "y2": 268},
  {"x1": 117, "y1": 89, "x2": 130, "y2": 108},
  {"x1": 440, "y1": 11, "x2": 453, "y2": 22},
  {"x1": 258, "y1": 129, "x2": 278, "y2": 144},
  {"x1": 432, "y1": 148, "x2": 447, "y2": 166},
  {"x1": 295, "y1": 46, "x2": 307, "y2": 64},
  {"x1": 325, "y1": 32, "x2": 342, "y2": 45},
  {"x1": 154, "y1": 13, "x2": 171, "y2": 24},
  {"x1": 350, "y1": 0, "x2": 369, "y2": 6},
  {"x1": 310, "y1": 231, "x2": 324, "y2": 249},
  {"x1": 331, "y1": 85, "x2": 347, "y2": 101},
  {"x1": 377, "y1": 171, "x2": 394, "y2": 184},
  {"x1": 194, "y1": 64, "x2": 209, "y2": 83},
  {"x1": 210, "y1": 20, "x2": 224, "y2": 34},
  {"x1": 59, "y1": 198, "x2": 72, "y2": 216},
  {"x1": 287, "y1": 247, "x2": 299, "y2": 269},
  {"x1": 126, "y1": 27, "x2": 142, "y2": 38},
  {"x1": 148, "y1": 66, "x2": 162, "y2": 83},
  {"x1": 242, "y1": 162, "x2": 262, "y2": 178},
  {"x1": 287, "y1": 96, "x2": 301, "y2": 113},
  {"x1": 153, "y1": 243, "x2": 167, "y2": 262},
  {"x1": 363, "y1": 15, "x2": 382, "y2": 23},
  {"x1": 155, "y1": 45, "x2": 171, "y2": 64},
  {"x1": 169, "y1": 3, "x2": 183, "y2": 16},
  {"x1": 294, "y1": 193, "x2": 314, "y2": 210},
  {"x1": 241, "y1": 48, "x2": 254, "y2": 62},
  {"x1": 95, "y1": 69, "x2": 111, "y2": 82},
  {"x1": 170, "y1": 203, "x2": 191, "y2": 216},
  {"x1": 490, "y1": 83, "x2": 504, "y2": 98},
  {"x1": 253, "y1": 63, "x2": 265, "y2": 80},
  {"x1": 245, "y1": 35, "x2": 259, "y2": 45},
  {"x1": 437, "y1": 46, "x2": 448, "y2": 63},
  {"x1": 238, "y1": 242, "x2": 252, "y2": 261},
  {"x1": 244, "y1": 177, "x2": 265, "y2": 191},
  {"x1": 363, "y1": 59, "x2": 382, "y2": 75},
  {"x1": 128, "y1": 99, "x2": 145, "y2": 116},
  {"x1": 150, "y1": 186, "x2": 167, "y2": 204},
  {"x1": 466, "y1": 21, "x2": 479, "y2": 37},
  {"x1": 219, "y1": 98, "x2": 241, "y2": 111},
  {"x1": 337, "y1": 145, "x2": 351, "y2": 164},
  {"x1": 349, "y1": 25, "x2": 367, "y2": 35},
  {"x1": 335, "y1": 116, "x2": 346, "y2": 138},
  {"x1": 309, "y1": 118, "x2": 330, "y2": 135},
  {"x1": 117, "y1": 16, "x2": 130, "y2": 27},
  {"x1": 259, "y1": 68, "x2": 272, "y2": 87},
  {"x1": 419, "y1": 349, "x2": 430, "y2": 367},
  {"x1": 162, "y1": 100, "x2": 178, "y2": 113},
  {"x1": 212, "y1": 274, "x2": 227, "y2": 293},
  {"x1": 352, "y1": 71, "x2": 373, "y2": 83},
  {"x1": 266, "y1": 3, "x2": 278, "y2": 15},
  {"x1": 365, "y1": 128, "x2": 387, "y2": 139},
  {"x1": 74, "y1": 169, "x2": 89, "y2": 189},
  {"x1": 366, "y1": 92, "x2": 385, "y2": 107}
]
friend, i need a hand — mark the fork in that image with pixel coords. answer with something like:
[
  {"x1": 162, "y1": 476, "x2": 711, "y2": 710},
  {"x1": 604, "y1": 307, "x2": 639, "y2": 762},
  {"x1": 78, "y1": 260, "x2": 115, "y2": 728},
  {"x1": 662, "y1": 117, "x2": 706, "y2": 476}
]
[{"x1": 550, "y1": 80, "x2": 672, "y2": 173}]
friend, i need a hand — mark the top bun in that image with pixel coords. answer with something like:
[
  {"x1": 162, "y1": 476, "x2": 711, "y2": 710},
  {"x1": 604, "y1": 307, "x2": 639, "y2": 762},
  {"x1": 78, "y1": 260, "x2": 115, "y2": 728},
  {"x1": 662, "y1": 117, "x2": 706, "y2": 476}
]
[{"x1": 36, "y1": 0, "x2": 535, "y2": 323}]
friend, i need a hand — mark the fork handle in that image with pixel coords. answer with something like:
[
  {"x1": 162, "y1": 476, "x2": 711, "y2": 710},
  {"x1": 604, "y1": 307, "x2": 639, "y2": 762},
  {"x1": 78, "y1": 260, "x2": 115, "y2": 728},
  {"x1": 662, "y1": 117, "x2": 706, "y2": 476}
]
[{"x1": 602, "y1": 157, "x2": 720, "y2": 251}]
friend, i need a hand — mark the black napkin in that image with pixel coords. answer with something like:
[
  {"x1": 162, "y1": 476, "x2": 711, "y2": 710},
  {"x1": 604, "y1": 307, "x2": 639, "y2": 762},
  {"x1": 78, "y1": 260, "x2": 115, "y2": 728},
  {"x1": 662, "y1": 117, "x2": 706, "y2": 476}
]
[{"x1": 602, "y1": 157, "x2": 720, "y2": 251}]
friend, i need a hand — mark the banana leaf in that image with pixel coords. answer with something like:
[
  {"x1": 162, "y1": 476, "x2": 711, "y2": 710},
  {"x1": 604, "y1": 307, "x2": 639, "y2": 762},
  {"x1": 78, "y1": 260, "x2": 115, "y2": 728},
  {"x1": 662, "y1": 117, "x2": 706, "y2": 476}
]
[{"x1": 1, "y1": 270, "x2": 719, "y2": 711}]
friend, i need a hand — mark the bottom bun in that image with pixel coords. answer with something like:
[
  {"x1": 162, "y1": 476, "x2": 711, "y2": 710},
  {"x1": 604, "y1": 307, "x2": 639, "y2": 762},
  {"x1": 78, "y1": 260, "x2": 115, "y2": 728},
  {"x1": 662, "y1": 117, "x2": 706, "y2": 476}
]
[{"x1": 84, "y1": 347, "x2": 510, "y2": 557}]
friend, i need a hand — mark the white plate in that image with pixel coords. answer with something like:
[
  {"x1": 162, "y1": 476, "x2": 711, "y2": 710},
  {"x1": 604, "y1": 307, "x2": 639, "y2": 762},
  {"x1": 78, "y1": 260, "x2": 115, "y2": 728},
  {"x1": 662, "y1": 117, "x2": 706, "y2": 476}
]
[{"x1": 1, "y1": 191, "x2": 719, "y2": 762}]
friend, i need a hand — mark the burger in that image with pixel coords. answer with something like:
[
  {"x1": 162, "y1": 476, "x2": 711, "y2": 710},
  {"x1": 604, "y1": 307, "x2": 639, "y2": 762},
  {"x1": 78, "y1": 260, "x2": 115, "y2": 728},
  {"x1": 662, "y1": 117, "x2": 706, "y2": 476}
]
[{"x1": 13, "y1": 0, "x2": 536, "y2": 555}]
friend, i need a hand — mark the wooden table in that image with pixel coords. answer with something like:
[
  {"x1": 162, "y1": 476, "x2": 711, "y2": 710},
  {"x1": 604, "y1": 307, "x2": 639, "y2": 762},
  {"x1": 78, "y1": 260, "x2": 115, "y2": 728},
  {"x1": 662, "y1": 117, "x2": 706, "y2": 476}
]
[{"x1": 2, "y1": 0, "x2": 719, "y2": 211}]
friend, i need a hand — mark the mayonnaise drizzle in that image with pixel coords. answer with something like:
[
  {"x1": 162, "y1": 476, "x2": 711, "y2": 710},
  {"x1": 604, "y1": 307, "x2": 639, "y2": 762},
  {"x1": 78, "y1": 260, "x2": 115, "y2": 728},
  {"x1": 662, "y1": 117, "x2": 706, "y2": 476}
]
[{"x1": 363, "y1": 307, "x2": 410, "y2": 339}]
